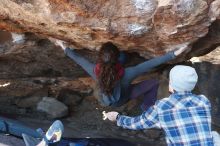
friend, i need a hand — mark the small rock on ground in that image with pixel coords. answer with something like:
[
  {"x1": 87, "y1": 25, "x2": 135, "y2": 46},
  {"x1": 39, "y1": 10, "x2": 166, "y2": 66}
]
[{"x1": 37, "y1": 97, "x2": 68, "y2": 118}]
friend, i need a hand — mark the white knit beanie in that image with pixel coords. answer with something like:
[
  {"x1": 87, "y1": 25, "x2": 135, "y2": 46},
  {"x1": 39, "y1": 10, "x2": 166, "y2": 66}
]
[{"x1": 169, "y1": 65, "x2": 198, "y2": 92}]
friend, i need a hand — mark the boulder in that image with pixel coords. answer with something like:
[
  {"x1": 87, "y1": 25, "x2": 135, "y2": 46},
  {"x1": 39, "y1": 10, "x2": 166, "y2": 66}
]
[
  {"x1": 0, "y1": 0, "x2": 220, "y2": 58},
  {"x1": 37, "y1": 97, "x2": 68, "y2": 118}
]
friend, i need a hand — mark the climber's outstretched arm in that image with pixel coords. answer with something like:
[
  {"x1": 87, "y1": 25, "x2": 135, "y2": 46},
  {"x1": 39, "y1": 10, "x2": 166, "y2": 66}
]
[{"x1": 54, "y1": 39, "x2": 96, "y2": 80}]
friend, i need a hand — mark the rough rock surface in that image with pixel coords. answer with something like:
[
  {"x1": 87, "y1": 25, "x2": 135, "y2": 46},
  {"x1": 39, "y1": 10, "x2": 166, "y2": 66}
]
[
  {"x1": 37, "y1": 96, "x2": 68, "y2": 118},
  {"x1": 0, "y1": 0, "x2": 220, "y2": 58},
  {"x1": 0, "y1": 37, "x2": 94, "y2": 112}
]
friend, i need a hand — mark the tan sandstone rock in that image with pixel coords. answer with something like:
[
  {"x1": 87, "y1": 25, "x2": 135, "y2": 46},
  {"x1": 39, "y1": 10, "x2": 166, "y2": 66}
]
[{"x1": 0, "y1": 0, "x2": 220, "y2": 58}]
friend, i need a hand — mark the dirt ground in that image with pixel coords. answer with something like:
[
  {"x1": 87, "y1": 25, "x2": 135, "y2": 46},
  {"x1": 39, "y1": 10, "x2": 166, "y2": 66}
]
[{"x1": 0, "y1": 95, "x2": 166, "y2": 146}]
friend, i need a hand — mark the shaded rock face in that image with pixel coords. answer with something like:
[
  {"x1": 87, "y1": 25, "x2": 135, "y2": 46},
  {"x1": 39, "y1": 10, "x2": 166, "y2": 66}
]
[
  {"x1": 191, "y1": 47, "x2": 220, "y2": 128},
  {"x1": 0, "y1": 34, "x2": 143, "y2": 113},
  {"x1": 0, "y1": 37, "x2": 93, "y2": 115},
  {"x1": 0, "y1": 0, "x2": 220, "y2": 58},
  {"x1": 0, "y1": 30, "x2": 12, "y2": 43},
  {"x1": 195, "y1": 62, "x2": 220, "y2": 126}
]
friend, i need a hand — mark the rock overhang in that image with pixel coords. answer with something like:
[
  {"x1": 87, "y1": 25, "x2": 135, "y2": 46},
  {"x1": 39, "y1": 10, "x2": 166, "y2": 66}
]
[{"x1": 0, "y1": 0, "x2": 220, "y2": 59}]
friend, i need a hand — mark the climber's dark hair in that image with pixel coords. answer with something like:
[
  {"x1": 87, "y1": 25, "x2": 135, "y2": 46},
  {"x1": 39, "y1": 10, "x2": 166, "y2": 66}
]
[{"x1": 97, "y1": 42, "x2": 120, "y2": 96}]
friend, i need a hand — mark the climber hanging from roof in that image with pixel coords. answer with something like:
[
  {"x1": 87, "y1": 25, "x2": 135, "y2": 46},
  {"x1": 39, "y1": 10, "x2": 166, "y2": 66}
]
[{"x1": 52, "y1": 39, "x2": 187, "y2": 111}]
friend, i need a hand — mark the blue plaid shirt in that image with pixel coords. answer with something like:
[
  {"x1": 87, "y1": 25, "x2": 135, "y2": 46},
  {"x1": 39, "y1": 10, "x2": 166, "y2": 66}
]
[{"x1": 117, "y1": 92, "x2": 214, "y2": 146}]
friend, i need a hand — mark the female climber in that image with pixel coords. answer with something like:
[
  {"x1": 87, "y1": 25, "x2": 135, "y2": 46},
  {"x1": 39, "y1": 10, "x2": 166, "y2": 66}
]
[{"x1": 54, "y1": 39, "x2": 187, "y2": 111}]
